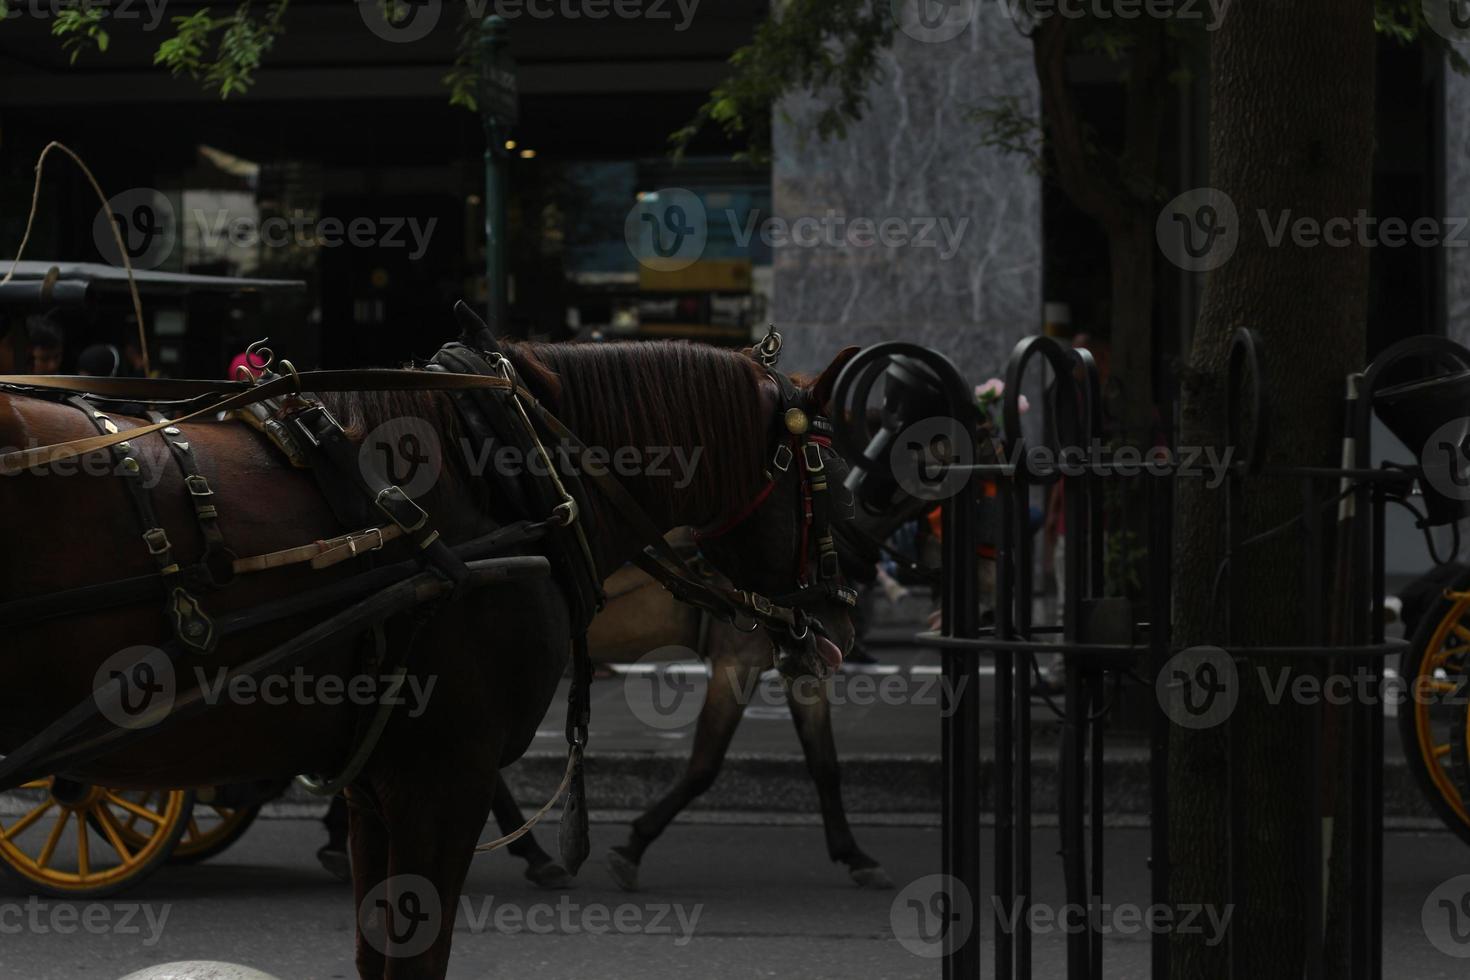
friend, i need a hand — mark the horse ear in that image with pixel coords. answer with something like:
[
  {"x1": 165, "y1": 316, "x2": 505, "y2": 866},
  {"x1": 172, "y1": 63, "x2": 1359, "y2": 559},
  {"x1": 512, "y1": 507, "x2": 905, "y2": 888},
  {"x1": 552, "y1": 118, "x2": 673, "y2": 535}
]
[{"x1": 808, "y1": 345, "x2": 862, "y2": 414}]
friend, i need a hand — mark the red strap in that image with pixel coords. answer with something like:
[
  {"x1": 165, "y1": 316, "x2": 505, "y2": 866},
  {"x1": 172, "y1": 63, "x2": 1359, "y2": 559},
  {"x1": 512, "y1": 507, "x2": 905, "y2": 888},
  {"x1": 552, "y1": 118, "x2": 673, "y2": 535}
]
[
  {"x1": 693, "y1": 433, "x2": 831, "y2": 549},
  {"x1": 694, "y1": 479, "x2": 776, "y2": 541}
]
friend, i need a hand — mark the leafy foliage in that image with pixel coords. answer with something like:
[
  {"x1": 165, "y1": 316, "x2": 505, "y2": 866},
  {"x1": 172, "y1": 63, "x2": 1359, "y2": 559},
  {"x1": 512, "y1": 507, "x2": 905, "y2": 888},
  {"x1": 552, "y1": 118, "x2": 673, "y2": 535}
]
[
  {"x1": 670, "y1": 0, "x2": 895, "y2": 163},
  {"x1": 152, "y1": 0, "x2": 290, "y2": 98},
  {"x1": 28, "y1": 0, "x2": 1470, "y2": 111},
  {"x1": 50, "y1": 2, "x2": 110, "y2": 64},
  {"x1": 1375, "y1": 0, "x2": 1470, "y2": 72},
  {"x1": 444, "y1": 6, "x2": 483, "y2": 112}
]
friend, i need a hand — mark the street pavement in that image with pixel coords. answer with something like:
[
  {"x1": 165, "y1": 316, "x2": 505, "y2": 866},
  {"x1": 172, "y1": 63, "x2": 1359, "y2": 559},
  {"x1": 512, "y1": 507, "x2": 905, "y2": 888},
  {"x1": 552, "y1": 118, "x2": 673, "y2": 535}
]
[
  {"x1": 3, "y1": 609, "x2": 1459, "y2": 979},
  {"x1": 2, "y1": 816, "x2": 1468, "y2": 979}
]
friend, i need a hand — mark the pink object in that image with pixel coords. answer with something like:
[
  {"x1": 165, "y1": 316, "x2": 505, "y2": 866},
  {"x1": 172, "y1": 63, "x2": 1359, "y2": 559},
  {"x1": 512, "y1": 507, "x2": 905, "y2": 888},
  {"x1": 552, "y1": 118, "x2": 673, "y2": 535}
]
[{"x1": 228, "y1": 351, "x2": 268, "y2": 381}]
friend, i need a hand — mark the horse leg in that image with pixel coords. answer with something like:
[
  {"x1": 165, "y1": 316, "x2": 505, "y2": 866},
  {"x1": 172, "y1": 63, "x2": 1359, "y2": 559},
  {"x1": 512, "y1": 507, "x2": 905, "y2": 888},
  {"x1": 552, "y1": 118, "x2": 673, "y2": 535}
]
[
  {"x1": 490, "y1": 773, "x2": 572, "y2": 888},
  {"x1": 606, "y1": 653, "x2": 762, "y2": 891},
  {"x1": 348, "y1": 786, "x2": 392, "y2": 980},
  {"x1": 781, "y1": 672, "x2": 893, "y2": 889},
  {"x1": 363, "y1": 774, "x2": 496, "y2": 980}
]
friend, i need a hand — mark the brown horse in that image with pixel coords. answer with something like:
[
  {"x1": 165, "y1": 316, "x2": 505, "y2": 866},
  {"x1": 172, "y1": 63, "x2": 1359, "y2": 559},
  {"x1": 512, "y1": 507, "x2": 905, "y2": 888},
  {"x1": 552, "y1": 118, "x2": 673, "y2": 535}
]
[
  {"x1": 491, "y1": 555, "x2": 894, "y2": 892},
  {"x1": 0, "y1": 339, "x2": 858, "y2": 979}
]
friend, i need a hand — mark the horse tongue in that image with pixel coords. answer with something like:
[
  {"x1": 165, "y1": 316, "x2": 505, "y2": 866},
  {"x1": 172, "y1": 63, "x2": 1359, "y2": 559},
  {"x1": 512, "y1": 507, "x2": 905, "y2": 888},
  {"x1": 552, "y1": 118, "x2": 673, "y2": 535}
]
[{"x1": 816, "y1": 633, "x2": 844, "y2": 670}]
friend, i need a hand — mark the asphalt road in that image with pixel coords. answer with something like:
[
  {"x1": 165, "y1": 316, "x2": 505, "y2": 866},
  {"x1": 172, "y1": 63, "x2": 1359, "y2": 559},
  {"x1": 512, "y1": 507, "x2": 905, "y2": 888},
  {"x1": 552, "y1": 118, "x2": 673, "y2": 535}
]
[{"x1": 2, "y1": 815, "x2": 1469, "y2": 980}]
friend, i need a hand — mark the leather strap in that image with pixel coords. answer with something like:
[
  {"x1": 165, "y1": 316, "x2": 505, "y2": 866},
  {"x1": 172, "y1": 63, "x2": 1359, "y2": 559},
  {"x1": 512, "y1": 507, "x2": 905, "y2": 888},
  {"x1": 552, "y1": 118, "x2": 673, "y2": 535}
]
[
  {"x1": 231, "y1": 525, "x2": 403, "y2": 575},
  {"x1": 146, "y1": 411, "x2": 237, "y2": 588},
  {"x1": 0, "y1": 369, "x2": 513, "y2": 475},
  {"x1": 515, "y1": 391, "x2": 804, "y2": 633},
  {"x1": 280, "y1": 399, "x2": 469, "y2": 587},
  {"x1": 65, "y1": 397, "x2": 216, "y2": 654}
]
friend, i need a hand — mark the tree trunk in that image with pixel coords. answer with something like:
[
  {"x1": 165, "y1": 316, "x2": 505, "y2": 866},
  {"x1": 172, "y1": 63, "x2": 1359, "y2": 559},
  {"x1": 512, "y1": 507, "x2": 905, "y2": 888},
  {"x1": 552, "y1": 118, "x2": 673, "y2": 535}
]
[
  {"x1": 1170, "y1": 2, "x2": 1376, "y2": 977},
  {"x1": 1109, "y1": 214, "x2": 1157, "y2": 452}
]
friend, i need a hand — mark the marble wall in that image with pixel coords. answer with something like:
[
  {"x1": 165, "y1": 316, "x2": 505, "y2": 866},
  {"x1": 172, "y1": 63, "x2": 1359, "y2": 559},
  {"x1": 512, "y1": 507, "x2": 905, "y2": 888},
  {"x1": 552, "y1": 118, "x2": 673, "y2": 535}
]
[
  {"x1": 1449, "y1": 69, "x2": 1470, "y2": 350},
  {"x1": 771, "y1": 0, "x2": 1042, "y2": 381}
]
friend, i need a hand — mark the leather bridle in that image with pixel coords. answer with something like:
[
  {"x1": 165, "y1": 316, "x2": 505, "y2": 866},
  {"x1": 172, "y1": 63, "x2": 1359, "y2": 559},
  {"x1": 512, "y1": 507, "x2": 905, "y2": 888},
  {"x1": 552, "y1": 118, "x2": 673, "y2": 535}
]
[
  {"x1": 674, "y1": 332, "x2": 859, "y2": 662},
  {"x1": 693, "y1": 367, "x2": 856, "y2": 624}
]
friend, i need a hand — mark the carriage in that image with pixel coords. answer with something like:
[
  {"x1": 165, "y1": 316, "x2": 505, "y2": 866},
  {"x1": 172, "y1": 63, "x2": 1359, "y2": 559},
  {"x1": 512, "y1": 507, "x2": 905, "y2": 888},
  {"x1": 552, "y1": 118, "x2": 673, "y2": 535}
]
[{"x1": 0, "y1": 261, "x2": 305, "y2": 897}]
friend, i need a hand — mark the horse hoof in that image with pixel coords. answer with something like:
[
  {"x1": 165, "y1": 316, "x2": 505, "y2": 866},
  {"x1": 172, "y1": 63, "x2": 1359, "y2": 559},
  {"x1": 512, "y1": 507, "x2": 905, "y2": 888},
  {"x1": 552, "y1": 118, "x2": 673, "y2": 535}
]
[
  {"x1": 524, "y1": 861, "x2": 573, "y2": 890},
  {"x1": 316, "y1": 844, "x2": 352, "y2": 883},
  {"x1": 606, "y1": 848, "x2": 641, "y2": 892},
  {"x1": 850, "y1": 865, "x2": 894, "y2": 890}
]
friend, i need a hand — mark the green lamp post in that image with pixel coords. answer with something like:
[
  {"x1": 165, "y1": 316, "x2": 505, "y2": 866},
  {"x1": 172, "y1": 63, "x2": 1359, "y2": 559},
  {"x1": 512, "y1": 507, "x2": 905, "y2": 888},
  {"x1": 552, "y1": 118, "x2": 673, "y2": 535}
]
[{"x1": 478, "y1": 14, "x2": 518, "y2": 333}]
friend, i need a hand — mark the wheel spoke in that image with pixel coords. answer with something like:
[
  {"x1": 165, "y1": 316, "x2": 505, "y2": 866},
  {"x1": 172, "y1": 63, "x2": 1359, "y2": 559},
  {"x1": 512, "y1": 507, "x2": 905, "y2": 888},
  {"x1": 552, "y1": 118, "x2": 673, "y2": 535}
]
[
  {"x1": 76, "y1": 813, "x2": 90, "y2": 878},
  {"x1": 36, "y1": 809, "x2": 68, "y2": 868},
  {"x1": 103, "y1": 792, "x2": 167, "y2": 827},
  {"x1": 94, "y1": 807, "x2": 134, "y2": 862},
  {"x1": 1, "y1": 799, "x2": 55, "y2": 841}
]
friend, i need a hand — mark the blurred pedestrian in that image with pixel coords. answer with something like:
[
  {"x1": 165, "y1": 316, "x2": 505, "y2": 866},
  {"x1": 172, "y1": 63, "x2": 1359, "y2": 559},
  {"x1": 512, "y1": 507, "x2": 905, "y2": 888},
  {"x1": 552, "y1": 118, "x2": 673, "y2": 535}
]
[{"x1": 25, "y1": 313, "x2": 64, "y2": 374}]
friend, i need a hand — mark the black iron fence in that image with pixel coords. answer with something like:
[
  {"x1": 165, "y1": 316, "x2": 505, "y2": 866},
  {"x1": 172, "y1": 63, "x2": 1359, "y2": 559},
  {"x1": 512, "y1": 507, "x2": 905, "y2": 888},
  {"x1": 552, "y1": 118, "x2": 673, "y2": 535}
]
[{"x1": 832, "y1": 331, "x2": 1470, "y2": 978}]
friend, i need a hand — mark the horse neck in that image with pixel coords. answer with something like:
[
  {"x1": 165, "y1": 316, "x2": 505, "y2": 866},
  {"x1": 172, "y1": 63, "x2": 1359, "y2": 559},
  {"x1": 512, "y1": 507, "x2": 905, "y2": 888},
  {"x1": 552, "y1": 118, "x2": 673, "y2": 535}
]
[
  {"x1": 576, "y1": 429, "x2": 726, "y2": 581},
  {"x1": 520, "y1": 342, "x2": 769, "y2": 579}
]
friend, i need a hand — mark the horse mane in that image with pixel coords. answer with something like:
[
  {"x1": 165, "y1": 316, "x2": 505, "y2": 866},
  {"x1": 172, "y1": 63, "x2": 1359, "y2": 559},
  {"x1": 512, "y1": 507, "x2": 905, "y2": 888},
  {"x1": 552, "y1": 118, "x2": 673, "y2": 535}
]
[
  {"x1": 323, "y1": 339, "x2": 770, "y2": 523},
  {"x1": 505, "y1": 340, "x2": 768, "y2": 521}
]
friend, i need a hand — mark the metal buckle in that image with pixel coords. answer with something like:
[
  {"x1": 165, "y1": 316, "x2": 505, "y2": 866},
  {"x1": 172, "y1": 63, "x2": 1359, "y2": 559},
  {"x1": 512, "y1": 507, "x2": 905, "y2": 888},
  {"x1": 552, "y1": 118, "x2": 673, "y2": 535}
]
[
  {"x1": 184, "y1": 474, "x2": 213, "y2": 498},
  {"x1": 755, "y1": 324, "x2": 783, "y2": 367},
  {"x1": 348, "y1": 526, "x2": 386, "y2": 557},
  {"x1": 747, "y1": 592, "x2": 774, "y2": 616},
  {"x1": 143, "y1": 527, "x2": 171, "y2": 556},
  {"x1": 375, "y1": 485, "x2": 429, "y2": 533},
  {"x1": 292, "y1": 405, "x2": 342, "y2": 448},
  {"x1": 771, "y1": 444, "x2": 793, "y2": 473},
  {"x1": 550, "y1": 498, "x2": 578, "y2": 527},
  {"x1": 802, "y1": 442, "x2": 825, "y2": 473}
]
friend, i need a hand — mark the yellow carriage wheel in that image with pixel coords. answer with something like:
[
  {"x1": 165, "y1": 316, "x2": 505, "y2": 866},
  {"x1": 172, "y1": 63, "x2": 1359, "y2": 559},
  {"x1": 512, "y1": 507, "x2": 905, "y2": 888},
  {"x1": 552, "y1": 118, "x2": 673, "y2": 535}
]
[
  {"x1": 0, "y1": 778, "x2": 193, "y2": 898},
  {"x1": 111, "y1": 786, "x2": 263, "y2": 865},
  {"x1": 1399, "y1": 585, "x2": 1470, "y2": 845},
  {"x1": 171, "y1": 801, "x2": 262, "y2": 864}
]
